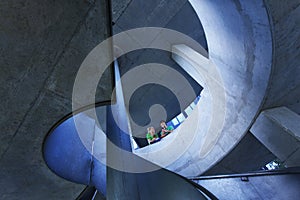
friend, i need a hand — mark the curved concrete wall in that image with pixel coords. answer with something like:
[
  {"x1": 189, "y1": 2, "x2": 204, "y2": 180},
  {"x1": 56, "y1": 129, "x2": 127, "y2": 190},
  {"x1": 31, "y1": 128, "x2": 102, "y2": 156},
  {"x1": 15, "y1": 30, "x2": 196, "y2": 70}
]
[
  {"x1": 134, "y1": 0, "x2": 273, "y2": 176},
  {"x1": 261, "y1": 0, "x2": 300, "y2": 113},
  {"x1": 182, "y1": 0, "x2": 272, "y2": 175},
  {"x1": 43, "y1": 109, "x2": 107, "y2": 196}
]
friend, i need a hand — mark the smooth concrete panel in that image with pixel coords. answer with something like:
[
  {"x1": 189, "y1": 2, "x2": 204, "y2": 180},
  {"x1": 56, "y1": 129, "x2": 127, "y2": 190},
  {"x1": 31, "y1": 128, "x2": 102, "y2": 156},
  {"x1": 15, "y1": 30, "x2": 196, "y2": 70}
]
[
  {"x1": 165, "y1": 1, "x2": 208, "y2": 50},
  {"x1": 203, "y1": 132, "x2": 276, "y2": 175},
  {"x1": 172, "y1": 0, "x2": 272, "y2": 175},
  {"x1": 106, "y1": 62, "x2": 140, "y2": 200},
  {"x1": 262, "y1": 1, "x2": 300, "y2": 111},
  {"x1": 251, "y1": 107, "x2": 300, "y2": 167}
]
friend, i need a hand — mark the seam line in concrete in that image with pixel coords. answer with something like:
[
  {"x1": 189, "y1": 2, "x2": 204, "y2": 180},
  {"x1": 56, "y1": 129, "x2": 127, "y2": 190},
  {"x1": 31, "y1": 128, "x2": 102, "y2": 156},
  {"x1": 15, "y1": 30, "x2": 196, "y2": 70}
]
[
  {"x1": 113, "y1": 0, "x2": 134, "y2": 24},
  {"x1": 0, "y1": 3, "x2": 95, "y2": 162}
]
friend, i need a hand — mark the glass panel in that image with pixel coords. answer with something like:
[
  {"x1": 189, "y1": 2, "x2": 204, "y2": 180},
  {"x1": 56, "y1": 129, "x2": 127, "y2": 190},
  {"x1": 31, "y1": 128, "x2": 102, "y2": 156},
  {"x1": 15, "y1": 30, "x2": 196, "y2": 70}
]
[
  {"x1": 172, "y1": 118, "x2": 179, "y2": 126},
  {"x1": 177, "y1": 113, "x2": 186, "y2": 123},
  {"x1": 185, "y1": 106, "x2": 193, "y2": 116},
  {"x1": 194, "y1": 95, "x2": 201, "y2": 104},
  {"x1": 190, "y1": 102, "x2": 196, "y2": 110}
]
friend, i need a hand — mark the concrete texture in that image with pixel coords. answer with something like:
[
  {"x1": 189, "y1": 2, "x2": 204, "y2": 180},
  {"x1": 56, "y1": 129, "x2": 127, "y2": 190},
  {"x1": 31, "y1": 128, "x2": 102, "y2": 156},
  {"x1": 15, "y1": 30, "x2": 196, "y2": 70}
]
[
  {"x1": 106, "y1": 63, "x2": 207, "y2": 200},
  {"x1": 132, "y1": 0, "x2": 299, "y2": 179},
  {"x1": 106, "y1": 62, "x2": 140, "y2": 199},
  {"x1": 262, "y1": 1, "x2": 300, "y2": 114},
  {"x1": 0, "y1": 0, "x2": 300, "y2": 199},
  {"x1": 134, "y1": 36, "x2": 269, "y2": 176},
  {"x1": 187, "y1": 0, "x2": 272, "y2": 174},
  {"x1": 185, "y1": 0, "x2": 300, "y2": 179},
  {"x1": 133, "y1": 44, "x2": 225, "y2": 174},
  {"x1": 0, "y1": 0, "x2": 112, "y2": 199},
  {"x1": 112, "y1": 0, "x2": 208, "y2": 144},
  {"x1": 111, "y1": 0, "x2": 132, "y2": 23},
  {"x1": 195, "y1": 173, "x2": 300, "y2": 200},
  {"x1": 251, "y1": 107, "x2": 300, "y2": 167},
  {"x1": 112, "y1": 0, "x2": 207, "y2": 48},
  {"x1": 43, "y1": 107, "x2": 107, "y2": 196},
  {"x1": 203, "y1": 132, "x2": 276, "y2": 175}
]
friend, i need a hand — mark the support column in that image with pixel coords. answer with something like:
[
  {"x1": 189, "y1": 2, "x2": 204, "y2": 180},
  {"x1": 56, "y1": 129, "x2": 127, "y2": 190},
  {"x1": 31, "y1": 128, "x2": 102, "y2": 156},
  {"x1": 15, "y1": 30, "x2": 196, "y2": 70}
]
[{"x1": 106, "y1": 61, "x2": 140, "y2": 199}]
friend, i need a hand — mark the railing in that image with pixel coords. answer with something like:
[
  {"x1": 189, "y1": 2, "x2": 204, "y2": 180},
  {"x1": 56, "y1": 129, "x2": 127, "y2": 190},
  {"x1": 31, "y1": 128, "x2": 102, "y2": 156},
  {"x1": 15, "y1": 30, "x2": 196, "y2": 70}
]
[
  {"x1": 75, "y1": 167, "x2": 300, "y2": 200},
  {"x1": 76, "y1": 172, "x2": 218, "y2": 200},
  {"x1": 187, "y1": 167, "x2": 300, "y2": 181},
  {"x1": 174, "y1": 173, "x2": 218, "y2": 200},
  {"x1": 75, "y1": 186, "x2": 98, "y2": 200},
  {"x1": 42, "y1": 100, "x2": 111, "y2": 159}
]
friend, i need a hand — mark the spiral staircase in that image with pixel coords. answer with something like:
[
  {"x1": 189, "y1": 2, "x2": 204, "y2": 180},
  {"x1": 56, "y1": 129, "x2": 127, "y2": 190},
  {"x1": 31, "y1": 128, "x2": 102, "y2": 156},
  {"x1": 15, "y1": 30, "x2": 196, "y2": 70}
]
[{"x1": 1, "y1": 0, "x2": 299, "y2": 199}]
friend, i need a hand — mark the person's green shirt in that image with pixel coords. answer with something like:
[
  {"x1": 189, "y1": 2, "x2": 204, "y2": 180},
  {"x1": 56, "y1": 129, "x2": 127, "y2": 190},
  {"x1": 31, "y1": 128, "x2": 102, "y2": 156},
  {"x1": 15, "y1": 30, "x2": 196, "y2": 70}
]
[
  {"x1": 160, "y1": 126, "x2": 174, "y2": 136},
  {"x1": 146, "y1": 133, "x2": 158, "y2": 141},
  {"x1": 166, "y1": 126, "x2": 174, "y2": 131}
]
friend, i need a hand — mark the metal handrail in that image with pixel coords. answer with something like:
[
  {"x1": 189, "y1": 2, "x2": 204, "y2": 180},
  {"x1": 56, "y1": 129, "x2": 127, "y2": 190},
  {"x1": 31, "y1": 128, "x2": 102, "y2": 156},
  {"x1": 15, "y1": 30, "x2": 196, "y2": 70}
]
[
  {"x1": 75, "y1": 186, "x2": 97, "y2": 200},
  {"x1": 173, "y1": 172, "x2": 218, "y2": 200},
  {"x1": 188, "y1": 167, "x2": 300, "y2": 181}
]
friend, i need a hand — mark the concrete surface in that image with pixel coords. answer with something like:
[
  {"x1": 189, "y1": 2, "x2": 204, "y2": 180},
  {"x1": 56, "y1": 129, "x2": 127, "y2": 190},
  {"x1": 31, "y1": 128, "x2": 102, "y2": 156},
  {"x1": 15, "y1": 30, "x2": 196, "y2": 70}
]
[
  {"x1": 251, "y1": 107, "x2": 300, "y2": 167},
  {"x1": 262, "y1": 1, "x2": 300, "y2": 115},
  {"x1": 196, "y1": 0, "x2": 300, "y2": 178},
  {"x1": 133, "y1": 44, "x2": 223, "y2": 174},
  {"x1": 113, "y1": 0, "x2": 208, "y2": 144},
  {"x1": 203, "y1": 132, "x2": 276, "y2": 175},
  {"x1": 0, "y1": 0, "x2": 300, "y2": 199},
  {"x1": 106, "y1": 61, "x2": 140, "y2": 199},
  {"x1": 0, "y1": 0, "x2": 112, "y2": 199},
  {"x1": 187, "y1": 0, "x2": 272, "y2": 173},
  {"x1": 132, "y1": 0, "x2": 299, "y2": 179},
  {"x1": 195, "y1": 173, "x2": 300, "y2": 200},
  {"x1": 43, "y1": 106, "x2": 107, "y2": 196},
  {"x1": 106, "y1": 63, "x2": 207, "y2": 200},
  {"x1": 134, "y1": 33, "x2": 270, "y2": 176}
]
